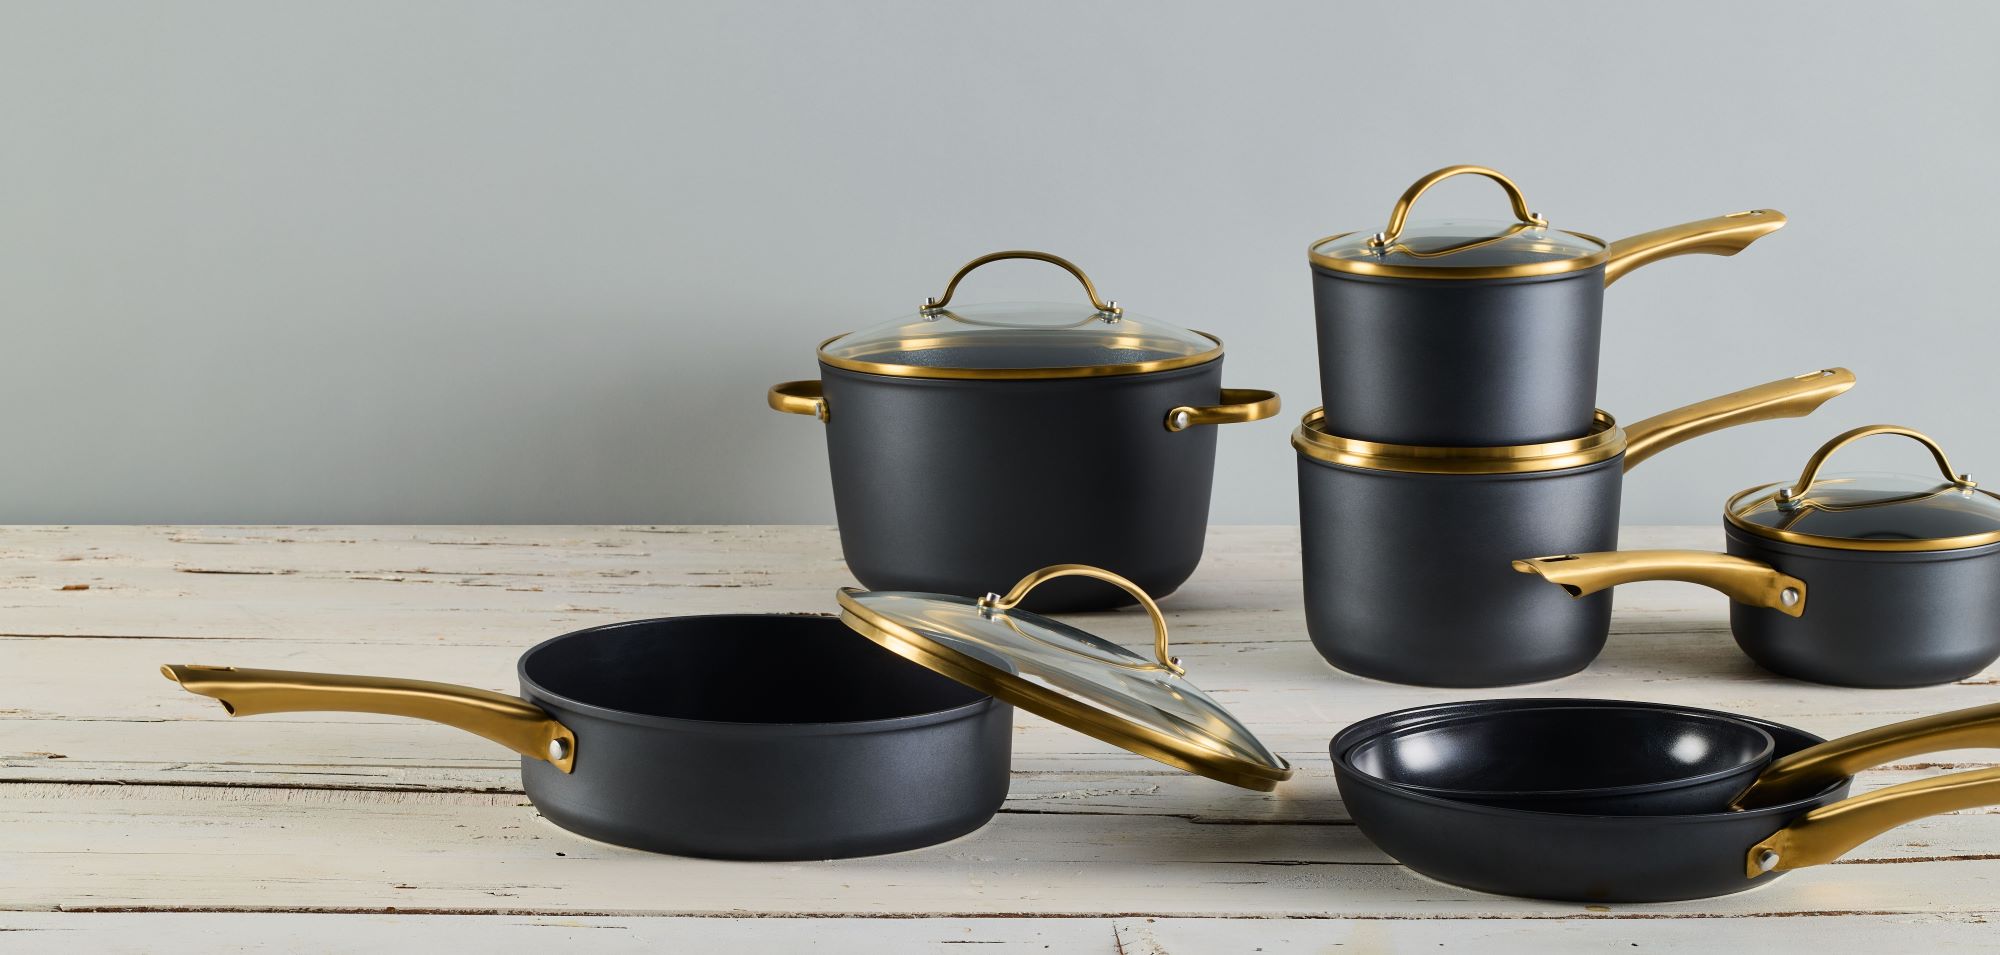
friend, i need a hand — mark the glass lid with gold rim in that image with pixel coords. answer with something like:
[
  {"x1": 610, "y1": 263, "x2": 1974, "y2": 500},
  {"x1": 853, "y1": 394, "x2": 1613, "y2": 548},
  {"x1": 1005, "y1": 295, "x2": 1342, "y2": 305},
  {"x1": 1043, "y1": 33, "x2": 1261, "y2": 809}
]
[
  {"x1": 834, "y1": 564, "x2": 1293, "y2": 791},
  {"x1": 1727, "y1": 426, "x2": 2000, "y2": 552},
  {"x1": 817, "y1": 250, "x2": 1222, "y2": 379},
  {"x1": 1309, "y1": 166, "x2": 1608, "y2": 279}
]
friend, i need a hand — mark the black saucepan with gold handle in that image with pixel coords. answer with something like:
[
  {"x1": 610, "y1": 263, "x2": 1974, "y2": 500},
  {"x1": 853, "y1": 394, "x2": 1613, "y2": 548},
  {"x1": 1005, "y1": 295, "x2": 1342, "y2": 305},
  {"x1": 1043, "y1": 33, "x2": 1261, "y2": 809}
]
[
  {"x1": 1517, "y1": 425, "x2": 2000, "y2": 687},
  {"x1": 1334, "y1": 698, "x2": 2000, "y2": 902},
  {"x1": 769, "y1": 250, "x2": 1280, "y2": 612},
  {"x1": 1310, "y1": 165, "x2": 1786, "y2": 446}
]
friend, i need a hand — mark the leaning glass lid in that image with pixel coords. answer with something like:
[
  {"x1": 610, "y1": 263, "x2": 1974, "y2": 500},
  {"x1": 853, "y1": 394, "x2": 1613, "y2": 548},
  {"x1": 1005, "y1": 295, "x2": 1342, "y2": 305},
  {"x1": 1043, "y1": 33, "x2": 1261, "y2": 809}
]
[
  {"x1": 1308, "y1": 165, "x2": 1608, "y2": 280},
  {"x1": 816, "y1": 250, "x2": 1222, "y2": 379},
  {"x1": 835, "y1": 564, "x2": 1293, "y2": 790},
  {"x1": 1727, "y1": 426, "x2": 2000, "y2": 552}
]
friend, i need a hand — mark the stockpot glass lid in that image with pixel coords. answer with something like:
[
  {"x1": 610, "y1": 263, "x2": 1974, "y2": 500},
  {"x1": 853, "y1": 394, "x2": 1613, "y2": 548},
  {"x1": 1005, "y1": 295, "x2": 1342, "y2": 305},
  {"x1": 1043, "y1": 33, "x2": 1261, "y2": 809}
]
[
  {"x1": 834, "y1": 564, "x2": 1293, "y2": 791},
  {"x1": 817, "y1": 250, "x2": 1222, "y2": 379},
  {"x1": 1727, "y1": 426, "x2": 2000, "y2": 552},
  {"x1": 1308, "y1": 165, "x2": 1608, "y2": 280}
]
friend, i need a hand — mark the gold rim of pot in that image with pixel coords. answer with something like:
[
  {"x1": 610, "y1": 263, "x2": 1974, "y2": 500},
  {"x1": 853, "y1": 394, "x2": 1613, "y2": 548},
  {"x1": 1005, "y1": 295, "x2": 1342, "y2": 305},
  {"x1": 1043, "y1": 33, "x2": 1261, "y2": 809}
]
[
  {"x1": 1724, "y1": 424, "x2": 2000, "y2": 553},
  {"x1": 815, "y1": 331, "x2": 1226, "y2": 380},
  {"x1": 1292, "y1": 409, "x2": 1629, "y2": 475}
]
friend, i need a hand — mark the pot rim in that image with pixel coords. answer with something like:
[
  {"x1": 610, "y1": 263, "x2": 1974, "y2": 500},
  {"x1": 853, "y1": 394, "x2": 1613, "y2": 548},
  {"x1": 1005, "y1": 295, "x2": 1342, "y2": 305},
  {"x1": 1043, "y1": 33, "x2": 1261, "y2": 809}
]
[
  {"x1": 515, "y1": 614, "x2": 1002, "y2": 735},
  {"x1": 1308, "y1": 229, "x2": 1611, "y2": 281},
  {"x1": 1292, "y1": 407, "x2": 1626, "y2": 475},
  {"x1": 1724, "y1": 483, "x2": 2000, "y2": 554},
  {"x1": 813, "y1": 331, "x2": 1225, "y2": 381}
]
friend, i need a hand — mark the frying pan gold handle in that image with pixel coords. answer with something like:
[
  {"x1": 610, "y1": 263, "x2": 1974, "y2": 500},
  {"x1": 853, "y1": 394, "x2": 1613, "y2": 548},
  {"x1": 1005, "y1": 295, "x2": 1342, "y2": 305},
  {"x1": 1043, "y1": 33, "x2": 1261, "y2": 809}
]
[
  {"x1": 1512, "y1": 550, "x2": 1807, "y2": 616},
  {"x1": 979, "y1": 564, "x2": 1185, "y2": 676},
  {"x1": 923, "y1": 250, "x2": 1120, "y2": 317},
  {"x1": 1366, "y1": 165, "x2": 1545, "y2": 251},
  {"x1": 768, "y1": 380, "x2": 828, "y2": 422},
  {"x1": 161, "y1": 664, "x2": 577, "y2": 773},
  {"x1": 1748, "y1": 766, "x2": 2000, "y2": 876},
  {"x1": 1602, "y1": 209, "x2": 1786, "y2": 286},
  {"x1": 1165, "y1": 389, "x2": 1281, "y2": 432},
  {"x1": 1779, "y1": 425, "x2": 1975, "y2": 508},
  {"x1": 1620, "y1": 368, "x2": 1855, "y2": 471},
  {"x1": 1733, "y1": 701, "x2": 2000, "y2": 809}
]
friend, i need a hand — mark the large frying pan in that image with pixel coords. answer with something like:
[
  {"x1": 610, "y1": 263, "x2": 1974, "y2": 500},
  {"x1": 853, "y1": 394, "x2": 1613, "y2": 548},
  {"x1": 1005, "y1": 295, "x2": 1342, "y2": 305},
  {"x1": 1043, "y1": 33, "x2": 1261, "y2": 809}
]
[{"x1": 1333, "y1": 699, "x2": 2000, "y2": 902}]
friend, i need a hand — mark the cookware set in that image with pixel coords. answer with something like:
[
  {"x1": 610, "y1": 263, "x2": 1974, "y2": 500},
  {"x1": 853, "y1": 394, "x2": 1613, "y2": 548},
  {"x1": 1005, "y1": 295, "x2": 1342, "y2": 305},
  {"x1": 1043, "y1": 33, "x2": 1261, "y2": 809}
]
[{"x1": 162, "y1": 165, "x2": 1999, "y2": 902}]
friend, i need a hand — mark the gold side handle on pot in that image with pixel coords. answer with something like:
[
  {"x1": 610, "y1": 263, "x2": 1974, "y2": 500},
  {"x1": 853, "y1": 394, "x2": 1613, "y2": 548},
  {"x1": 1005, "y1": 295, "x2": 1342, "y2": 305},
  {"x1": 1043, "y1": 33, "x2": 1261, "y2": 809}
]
[
  {"x1": 1778, "y1": 424, "x2": 1976, "y2": 509},
  {"x1": 161, "y1": 664, "x2": 578, "y2": 773},
  {"x1": 768, "y1": 380, "x2": 828, "y2": 422},
  {"x1": 1166, "y1": 389, "x2": 1281, "y2": 432},
  {"x1": 979, "y1": 564, "x2": 1185, "y2": 676},
  {"x1": 1511, "y1": 551, "x2": 1807, "y2": 617},
  {"x1": 1367, "y1": 165, "x2": 1545, "y2": 250},
  {"x1": 1733, "y1": 701, "x2": 2000, "y2": 809},
  {"x1": 1620, "y1": 368, "x2": 1855, "y2": 471},
  {"x1": 1747, "y1": 765, "x2": 2000, "y2": 876},
  {"x1": 1602, "y1": 209, "x2": 1787, "y2": 287},
  {"x1": 923, "y1": 250, "x2": 1120, "y2": 317}
]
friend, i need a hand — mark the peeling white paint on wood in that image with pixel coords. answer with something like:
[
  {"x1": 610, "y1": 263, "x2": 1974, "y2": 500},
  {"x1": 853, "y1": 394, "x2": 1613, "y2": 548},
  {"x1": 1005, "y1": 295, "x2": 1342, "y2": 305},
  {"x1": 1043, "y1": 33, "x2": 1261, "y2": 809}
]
[{"x1": 3, "y1": 526, "x2": 1997, "y2": 947}]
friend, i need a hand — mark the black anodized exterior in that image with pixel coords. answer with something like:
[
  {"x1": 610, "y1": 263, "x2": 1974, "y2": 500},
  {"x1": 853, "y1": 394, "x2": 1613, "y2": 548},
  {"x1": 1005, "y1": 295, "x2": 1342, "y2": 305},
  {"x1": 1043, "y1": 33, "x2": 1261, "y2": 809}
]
[
  {"x1": 1725, "y1": 529, "x2": 2000, "y2": 688},
  {"x1": 516, "y1": 615, "x2": 1012, "y2": 860},
  {"x1": 1310, "y1": 266, "x2": 1604, "y2": 446},
  {"x1": 1332, "y1": 699, "x2": 1845, "y2": 903},
  {"x1": 1298, "y1": 453, "x2": 1621, "y2": 687},
  {"x1": 819, "y1": 360, "x2": 1224, "y2": 612}
]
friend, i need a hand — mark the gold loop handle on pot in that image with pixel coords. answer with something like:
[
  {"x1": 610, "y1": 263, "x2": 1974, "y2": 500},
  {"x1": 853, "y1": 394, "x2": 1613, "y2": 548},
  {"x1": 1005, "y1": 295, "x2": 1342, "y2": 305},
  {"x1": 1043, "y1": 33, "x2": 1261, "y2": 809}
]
[
  {"x1": 1602, "y1": 209, "x2": 1788, "y2": 287},
  {"x1": 1367, "y1": 165, "x2": 1545, "y2": 250},
  {"x1": 1621, "y1": 368, "x2": 1855, "y2": 472},
  {"x1": 1511, "y1": 551, "x2": 1807, "y2": 617},
  {"x1": 923, "y1": 250, "x2": 1121, "y2": 317},
  {"x1": 1166, "y1": 388, "x2": 1281, "y2": 432},
  {"x1": 1734, "y1": 701, "x2": 2000, "y2": 810},
  {"x1": 767, "y1": 380, "x2": 828, "y2": 422},
  {"x1": 1778, "y1": 425, "x2": 1975, "y2": 510},
  {"x1": 1747, "y1": 765, "x2": 2000, "y2": 876},
  {"x1": 161, "y1": 664, "x2": 578, "y2": 773},
  {"x1": 979, "y1": 564, "x2": 1185, "y2": 676}
]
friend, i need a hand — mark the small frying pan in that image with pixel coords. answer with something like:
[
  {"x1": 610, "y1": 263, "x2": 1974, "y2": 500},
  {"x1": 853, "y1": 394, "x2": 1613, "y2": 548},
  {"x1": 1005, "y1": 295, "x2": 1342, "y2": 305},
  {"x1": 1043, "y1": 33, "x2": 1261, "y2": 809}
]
[
  {"x1": 1344, "y1": 698, "x2": 2000, "y2": 815},
  {"x1": 1334, "y1": 699, "x2": 2000, "y2": 902}
]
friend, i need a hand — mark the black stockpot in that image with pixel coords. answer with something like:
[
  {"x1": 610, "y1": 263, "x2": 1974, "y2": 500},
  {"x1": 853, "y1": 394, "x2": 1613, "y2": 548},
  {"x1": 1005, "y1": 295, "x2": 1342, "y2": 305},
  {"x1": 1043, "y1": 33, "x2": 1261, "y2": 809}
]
[
  {"x1": 1333, "y1": 698, "x2": 2000, "y2": 903},
  {"x1": 164, "y1": 565, "x2": 1293, "y2": 858},
  {"x1": 1517, "y1": 425, "x2": 2000, "y2": 688},
  {"x1": 1295, "y1": 369, "x2": 1853, "y2": 687},
  {"x1": 771, "y1": 251, "x2": 1279, "y2": 612},
  {"x1": 1309, "y1": 165, "x2": 1786, "y2": 446}
]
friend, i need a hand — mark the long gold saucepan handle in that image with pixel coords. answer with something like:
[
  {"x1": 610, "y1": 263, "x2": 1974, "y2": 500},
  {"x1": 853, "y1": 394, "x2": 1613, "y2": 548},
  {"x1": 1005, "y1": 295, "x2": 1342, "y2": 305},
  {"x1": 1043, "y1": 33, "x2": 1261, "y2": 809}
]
[
  {"x1": 161, "y1": 664, "x2": 577, "y2": 772},
  {"x1": 1510, "y1": 550, "x2": 1807, "y2": 616},
  {"x1": 1733, "y1": 701, "x2": 2000, "y2": 809},
  {"x1": 1748, "y1": 766, "x2": 2000, "y2": 876},
  {"x1": 1619, "y1": 368, "x2": 1854, "y2": 471},
  {"x1": 1603, "y1": 209, "x2": 1787, "y2": 286}
]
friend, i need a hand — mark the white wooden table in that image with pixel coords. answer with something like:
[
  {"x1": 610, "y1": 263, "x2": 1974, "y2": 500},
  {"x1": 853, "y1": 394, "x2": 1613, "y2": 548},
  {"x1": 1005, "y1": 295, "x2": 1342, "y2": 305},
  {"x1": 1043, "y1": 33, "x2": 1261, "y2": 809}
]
[{"x1": 4, "y1": 526, "x2": 1997, "y2": 953}]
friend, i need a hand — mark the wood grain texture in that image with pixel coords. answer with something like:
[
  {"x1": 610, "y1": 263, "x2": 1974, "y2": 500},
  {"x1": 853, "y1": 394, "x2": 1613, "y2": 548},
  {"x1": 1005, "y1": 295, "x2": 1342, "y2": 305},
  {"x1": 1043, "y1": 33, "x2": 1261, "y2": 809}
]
[{"x1": 4, "y1": 526, "x2": 1998, "y2": 947}]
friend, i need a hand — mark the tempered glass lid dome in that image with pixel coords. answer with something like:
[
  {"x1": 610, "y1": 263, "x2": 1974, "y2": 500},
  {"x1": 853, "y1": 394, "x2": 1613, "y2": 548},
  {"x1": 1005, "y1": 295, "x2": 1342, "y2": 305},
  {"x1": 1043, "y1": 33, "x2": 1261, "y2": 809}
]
[
  {"x1": 817, "y1": 251, "x2": 1222, "y2": 379},
  {"x1": 1308, "y1": 165, "x2": 1609, "y2": 280},
  {"x1": 835, "y1": 564, "x2": 1292, "y2": 791},
  {"x1": 1728, "y1": 426, "x2": 2000, "y2": 552}
]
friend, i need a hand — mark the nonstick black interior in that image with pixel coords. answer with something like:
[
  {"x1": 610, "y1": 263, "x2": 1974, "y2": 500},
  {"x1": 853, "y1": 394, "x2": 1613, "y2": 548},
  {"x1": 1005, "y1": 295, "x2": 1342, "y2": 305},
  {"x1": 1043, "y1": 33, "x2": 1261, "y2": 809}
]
[
  {"x1": 1343, "y1": 704, "x2": 1775, "y2": 813},
  {"x1": 521, "y1": 614, "x2": 986, "y2": 723}
]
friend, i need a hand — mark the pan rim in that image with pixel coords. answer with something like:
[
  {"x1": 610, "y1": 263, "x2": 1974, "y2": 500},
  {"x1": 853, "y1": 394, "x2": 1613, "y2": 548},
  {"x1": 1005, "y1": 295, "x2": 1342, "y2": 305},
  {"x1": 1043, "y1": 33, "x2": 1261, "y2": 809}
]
[{"x1": 515, "y1": 613, "x2": 1003, "y2": 735}]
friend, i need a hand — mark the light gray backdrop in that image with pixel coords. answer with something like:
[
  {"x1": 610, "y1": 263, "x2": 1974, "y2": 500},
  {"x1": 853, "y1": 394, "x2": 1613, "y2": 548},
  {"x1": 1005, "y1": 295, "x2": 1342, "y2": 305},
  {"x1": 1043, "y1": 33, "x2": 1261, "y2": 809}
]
[{"x1": 3, "y1": 1, "x2": 1993, "y2": 524}]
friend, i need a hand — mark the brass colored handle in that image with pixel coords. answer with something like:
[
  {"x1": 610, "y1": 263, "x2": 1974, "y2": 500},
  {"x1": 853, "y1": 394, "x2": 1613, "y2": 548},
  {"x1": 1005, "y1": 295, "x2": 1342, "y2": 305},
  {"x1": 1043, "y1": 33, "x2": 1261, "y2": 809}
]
[
  {"x1": 1779, "y1": 425, "x2": 1974, "y2": 508},
  {"x1": 767, "y1": 380, "x2": 828, "y2": 422},
  {"x1": 1367, "y1": 165, "x2": 1545, "y2": 250},
  {"x1": 1620, "y1": 368, "x2": 1855, "y2": 472},
  {"x1": 1747, "y1": 766, "x2": 2000, "y2": 876},
  {"x1": 161, "y1": 664, "x2": 577, "y2": 773},
  {"x1": 1734, "y1": 701, "x2": 2000, "y2": 810},
  {"x1": 978, "y1": 564, "x2": 1185, "y2": 676},
  {"x1": 923, "y1": 251, "x2": 1120, "y2": 317},
  {"x1": 1165, "y1": 388, "x2": 1281, "y2": 432},
  {"x1": 1512, "y1": 550, "x2": 1806, "y2": 616},
  {"x1": 1602, "y1": 209, "x2": 1787, "y2": 287}
]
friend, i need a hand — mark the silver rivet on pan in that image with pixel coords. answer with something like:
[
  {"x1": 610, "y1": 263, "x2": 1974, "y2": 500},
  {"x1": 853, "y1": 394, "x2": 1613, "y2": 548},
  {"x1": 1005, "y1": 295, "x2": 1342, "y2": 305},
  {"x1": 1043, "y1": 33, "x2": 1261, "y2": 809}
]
[
  {"x1": 1781, "y1": 588, "x2": 1801, "y2": 607},
  {"x1": 548, "y1": 737, "x2": 571, "y2": 762},
  {"x1": 1170, "y1": 410, "x2": 1191, "y2": 431},
  {"x1": 1755, "y1": 848, "x2": 1781, "y2": 872}
]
